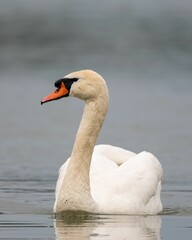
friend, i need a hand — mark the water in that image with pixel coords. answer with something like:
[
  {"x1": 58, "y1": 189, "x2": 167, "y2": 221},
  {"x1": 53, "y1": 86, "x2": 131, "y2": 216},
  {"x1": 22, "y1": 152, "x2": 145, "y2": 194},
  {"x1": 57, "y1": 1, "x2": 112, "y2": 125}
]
[{"x1": 1, "y1": 1, "x2": 192, "y2": 239}]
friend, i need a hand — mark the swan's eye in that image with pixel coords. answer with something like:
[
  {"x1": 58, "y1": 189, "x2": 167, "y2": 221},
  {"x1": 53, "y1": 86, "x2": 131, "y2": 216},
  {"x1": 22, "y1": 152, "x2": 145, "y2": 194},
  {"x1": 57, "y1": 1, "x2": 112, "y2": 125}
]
[{"x1": 55, "y1": 88, "x2": 60, "y2": 93}]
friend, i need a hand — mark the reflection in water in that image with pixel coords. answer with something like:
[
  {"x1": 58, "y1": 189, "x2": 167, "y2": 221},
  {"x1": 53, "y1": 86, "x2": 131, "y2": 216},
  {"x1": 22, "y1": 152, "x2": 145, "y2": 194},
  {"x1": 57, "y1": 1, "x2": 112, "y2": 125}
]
[{"x1": 54, "y1": 212, "x2": 161, "y2": 240}]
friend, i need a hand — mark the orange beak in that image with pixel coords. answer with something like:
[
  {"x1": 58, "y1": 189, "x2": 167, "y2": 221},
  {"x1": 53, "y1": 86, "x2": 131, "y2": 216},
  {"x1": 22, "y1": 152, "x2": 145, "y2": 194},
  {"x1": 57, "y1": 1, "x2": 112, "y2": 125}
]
[{"x1": 41, "y1": 82, "x2": 69, "y2": 105}]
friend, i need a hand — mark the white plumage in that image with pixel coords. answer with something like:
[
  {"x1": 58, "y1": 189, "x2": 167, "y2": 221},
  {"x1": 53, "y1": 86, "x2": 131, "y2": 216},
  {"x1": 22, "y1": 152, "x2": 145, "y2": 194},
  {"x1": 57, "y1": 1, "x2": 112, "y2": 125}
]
[
  {"x1": 55, "y1": 145, "x2": 163, "y2": 214},
  {"x1": 42, "y1": 70, "x2": 163, "y2": 215}
]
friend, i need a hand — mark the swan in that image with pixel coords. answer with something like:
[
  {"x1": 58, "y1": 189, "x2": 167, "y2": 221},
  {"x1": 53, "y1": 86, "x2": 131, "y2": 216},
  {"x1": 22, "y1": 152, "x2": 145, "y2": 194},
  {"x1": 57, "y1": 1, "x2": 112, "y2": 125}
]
[{"x1": 41, "y1": 70, "x2": 163, "y2": 215}]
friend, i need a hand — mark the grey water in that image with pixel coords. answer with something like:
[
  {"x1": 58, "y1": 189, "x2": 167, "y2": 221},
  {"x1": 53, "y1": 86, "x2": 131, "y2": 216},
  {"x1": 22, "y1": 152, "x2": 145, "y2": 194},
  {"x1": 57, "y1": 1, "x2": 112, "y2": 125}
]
[{"x1": 1, "y1": 1, "x2": 192, "y2": 239}]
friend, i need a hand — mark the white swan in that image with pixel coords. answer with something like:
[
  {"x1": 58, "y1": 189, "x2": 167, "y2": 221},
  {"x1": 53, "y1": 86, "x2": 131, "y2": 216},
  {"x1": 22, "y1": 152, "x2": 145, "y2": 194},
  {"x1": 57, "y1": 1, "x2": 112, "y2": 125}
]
[{"x1": 41, "y1": 70, "x2": 163, "y2": 215}]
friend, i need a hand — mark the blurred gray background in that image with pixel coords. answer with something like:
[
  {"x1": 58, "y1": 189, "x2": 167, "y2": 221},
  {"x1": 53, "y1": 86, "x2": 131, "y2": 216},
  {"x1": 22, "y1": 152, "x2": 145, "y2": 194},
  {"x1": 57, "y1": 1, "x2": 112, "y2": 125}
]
[{"x1": 1, "y1": 0, "x2": 192, "y2": 77}]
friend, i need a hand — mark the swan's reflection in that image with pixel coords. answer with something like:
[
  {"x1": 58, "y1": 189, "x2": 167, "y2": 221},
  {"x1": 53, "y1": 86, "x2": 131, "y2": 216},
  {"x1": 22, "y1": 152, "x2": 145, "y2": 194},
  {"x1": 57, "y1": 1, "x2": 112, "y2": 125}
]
[{"x1": 54, "y1": 212, "x2": 161, "y2": 240}]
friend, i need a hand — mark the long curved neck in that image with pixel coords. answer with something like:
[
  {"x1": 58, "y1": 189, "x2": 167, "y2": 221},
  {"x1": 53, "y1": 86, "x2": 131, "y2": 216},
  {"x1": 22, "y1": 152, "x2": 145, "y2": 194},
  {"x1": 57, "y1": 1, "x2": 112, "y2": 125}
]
[
  {"x1": 69, "y1": 92, "x2": 108, "y2": 183},
  {"x1": 71, "y1": 98, "x2": 108, "y2": 175},
  {"x1": 58, "y1": 87, "x2": 108, "y2": 211}
]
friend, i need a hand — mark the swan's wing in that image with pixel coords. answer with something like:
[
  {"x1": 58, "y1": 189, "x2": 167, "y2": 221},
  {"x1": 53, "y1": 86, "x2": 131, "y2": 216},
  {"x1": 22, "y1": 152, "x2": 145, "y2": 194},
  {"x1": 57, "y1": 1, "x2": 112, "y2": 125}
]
[
  {"x1": 55, "y1": 158, "x2": 69, "y2": 199},
  {"x1": 115, "y1": 151, "x2": 163, "y2": 198},
  {"x1": 90, "y1": 150, "x2": 163, "y2": 214},
  {"x1": 93, "y1": 144, "x2": 136, "y2": 165},
  {"x1": 113, "y1": 151, "x2": 163, "y2": 213}
]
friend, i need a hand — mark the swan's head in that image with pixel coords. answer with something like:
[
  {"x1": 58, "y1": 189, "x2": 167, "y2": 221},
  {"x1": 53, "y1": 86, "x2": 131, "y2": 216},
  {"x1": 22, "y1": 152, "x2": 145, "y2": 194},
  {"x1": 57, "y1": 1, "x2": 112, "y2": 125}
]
[{"x1": 41, "y1": 70, "x2": 108, "y2": 104}]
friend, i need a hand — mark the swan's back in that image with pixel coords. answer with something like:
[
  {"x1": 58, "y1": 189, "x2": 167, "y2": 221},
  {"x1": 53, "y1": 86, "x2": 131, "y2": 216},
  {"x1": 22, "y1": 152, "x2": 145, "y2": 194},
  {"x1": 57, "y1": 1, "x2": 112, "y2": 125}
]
[
  {"x1": 90, "y1": 145, "x2": 163, "y2": 214},
  {"x1": 55, "y1": 144, "x2": 163, "y2": 214}
]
